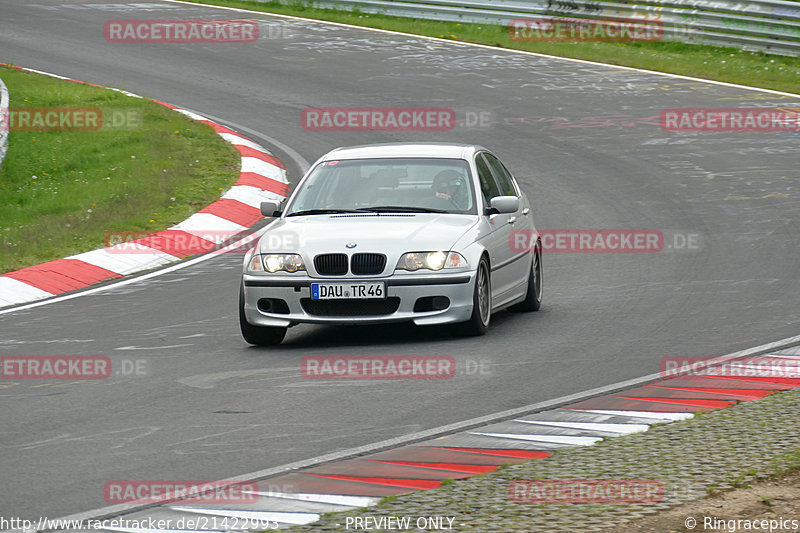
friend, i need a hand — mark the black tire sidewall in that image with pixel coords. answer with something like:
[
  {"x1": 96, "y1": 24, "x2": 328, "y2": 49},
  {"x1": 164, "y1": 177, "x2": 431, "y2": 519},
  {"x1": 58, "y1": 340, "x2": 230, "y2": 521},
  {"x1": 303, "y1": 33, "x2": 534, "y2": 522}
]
[{"x1": 462, "y1": 257, "x2": 490, "y2": 336}]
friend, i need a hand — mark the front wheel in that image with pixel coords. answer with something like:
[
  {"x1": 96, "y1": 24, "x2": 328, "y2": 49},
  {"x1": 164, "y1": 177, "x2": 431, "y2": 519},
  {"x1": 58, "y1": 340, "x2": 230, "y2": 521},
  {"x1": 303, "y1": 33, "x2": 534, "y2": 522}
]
[
  {"x1": 509, "y1": 242, "x2": 542, "y2": 312},
  {"x1": 459, "y1": 257, "x2": 491, "y2": 336},
  {"x1": 239, "y1": 286, "x2": 287, "y2": 346}
]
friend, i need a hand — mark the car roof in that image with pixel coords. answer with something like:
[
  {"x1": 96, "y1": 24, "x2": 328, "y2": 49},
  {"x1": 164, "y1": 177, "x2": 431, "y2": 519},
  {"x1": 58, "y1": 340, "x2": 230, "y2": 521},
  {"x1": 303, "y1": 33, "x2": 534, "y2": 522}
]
[{"x1": 321, "y1": 142, "x2": 486, "y2": 161}]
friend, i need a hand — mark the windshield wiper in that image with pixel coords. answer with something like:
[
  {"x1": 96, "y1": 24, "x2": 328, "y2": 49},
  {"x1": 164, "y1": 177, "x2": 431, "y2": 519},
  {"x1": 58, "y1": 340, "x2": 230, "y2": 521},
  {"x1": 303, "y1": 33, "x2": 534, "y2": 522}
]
[
  {"x1": 356, "y1": 206, "x2": 447, "y2": 213},
  {"x1": 286, "y1": 208, "x2": 364, "y2": 217}
]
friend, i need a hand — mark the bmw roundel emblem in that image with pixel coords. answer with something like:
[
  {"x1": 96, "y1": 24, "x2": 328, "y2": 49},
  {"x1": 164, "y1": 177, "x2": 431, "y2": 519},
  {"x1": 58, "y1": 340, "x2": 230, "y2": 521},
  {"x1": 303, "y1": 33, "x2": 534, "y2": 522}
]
[{"x1": 345, "y1": 242, "x2": 357, "y2": 249}]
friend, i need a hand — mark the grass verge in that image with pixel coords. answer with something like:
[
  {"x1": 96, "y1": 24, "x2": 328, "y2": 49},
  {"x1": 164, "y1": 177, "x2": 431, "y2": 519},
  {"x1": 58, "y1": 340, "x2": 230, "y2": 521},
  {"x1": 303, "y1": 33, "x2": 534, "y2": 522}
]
[
  {"x1": 0, "y1": 65, "x2": 240, "y2": 274},
  {"x1": 186, "y1": 0, "x2": 799, "y2": 94}
]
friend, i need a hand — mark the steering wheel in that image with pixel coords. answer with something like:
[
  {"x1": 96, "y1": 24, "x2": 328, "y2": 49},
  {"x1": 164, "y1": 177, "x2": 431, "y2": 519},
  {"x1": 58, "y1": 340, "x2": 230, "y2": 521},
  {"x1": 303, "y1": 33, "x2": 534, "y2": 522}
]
[{"x1": 432, "y1": 191, "x2": 462, "y2": 210}]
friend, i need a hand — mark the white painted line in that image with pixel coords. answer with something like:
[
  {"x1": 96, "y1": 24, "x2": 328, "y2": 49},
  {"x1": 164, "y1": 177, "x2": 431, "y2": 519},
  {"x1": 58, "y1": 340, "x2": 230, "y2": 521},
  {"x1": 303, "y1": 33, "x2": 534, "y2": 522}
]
[
  {"x1": 9, "y1": 66, "x2": 72, "y2": 80},
  {"x1": 162, "y1": 0, "x2": 800, "y2": 99},
  {"x1": 170, "y1": 506, "x2": 319, "y2": 526},
  {"x1": 174, "y1": 108, "x2": 209, "y2": 122},
  {"x1": 574, "y1": 410, "x2": 695, "y2": 421},
  {"x1": 245, "y1": 491, "x2": 379, "y2": 508},
  {"x1": 513, "y1": 420, "x2": 650, "y2": 434},
  {"x1": 115, "y1": 344, "x2": 194, "y2": 351},
  {"x1": 774, "y1": 346, "x2": 800, "y2": 356},
  {"x1": 469, "y1": 432, "x2": 603, "y2": 446},
  {"x1": 113, "y1": 89, "x2": 143, "y2": 99},
  {"x1": 5, "y1": 67, "x2": 144, "y2": 100}
]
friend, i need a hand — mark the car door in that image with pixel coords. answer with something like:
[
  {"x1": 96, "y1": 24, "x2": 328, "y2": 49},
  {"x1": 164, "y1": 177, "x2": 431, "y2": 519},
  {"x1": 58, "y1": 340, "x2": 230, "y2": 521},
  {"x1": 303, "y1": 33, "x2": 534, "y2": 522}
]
[
  {"x1": 481, "y1": 152, "x2": 531, "y2": 302},
  {"x1": 475, "y1": 152, "x2": 521, "y2": 306}
]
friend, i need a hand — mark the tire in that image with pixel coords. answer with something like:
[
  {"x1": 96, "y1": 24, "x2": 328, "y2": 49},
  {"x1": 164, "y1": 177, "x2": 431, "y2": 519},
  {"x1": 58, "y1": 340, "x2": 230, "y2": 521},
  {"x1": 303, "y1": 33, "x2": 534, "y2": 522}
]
[
  {"x1": 509, "y1": 241, "x2": 542, "y2": 312},
  {"x1": 239, "y1": 285, "x2": 287, "y2": 346},
  {"x1": 460, "y1": 256, "x2": 491, "y2": 336}
]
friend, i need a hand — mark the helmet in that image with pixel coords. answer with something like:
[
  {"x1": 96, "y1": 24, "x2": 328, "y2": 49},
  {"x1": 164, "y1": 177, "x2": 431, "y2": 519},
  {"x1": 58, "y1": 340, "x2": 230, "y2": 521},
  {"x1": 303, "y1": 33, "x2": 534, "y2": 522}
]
[{"x1": 433, "y1": 170, "x2": 468, "y2": 207}]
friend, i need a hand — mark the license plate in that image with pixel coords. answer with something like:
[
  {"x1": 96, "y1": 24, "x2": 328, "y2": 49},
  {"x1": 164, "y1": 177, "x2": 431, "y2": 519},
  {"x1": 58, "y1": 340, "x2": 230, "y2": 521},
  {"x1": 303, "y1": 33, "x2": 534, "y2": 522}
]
[{"x1": 311, "y1": 282, "x2": 385, "y2": 300}]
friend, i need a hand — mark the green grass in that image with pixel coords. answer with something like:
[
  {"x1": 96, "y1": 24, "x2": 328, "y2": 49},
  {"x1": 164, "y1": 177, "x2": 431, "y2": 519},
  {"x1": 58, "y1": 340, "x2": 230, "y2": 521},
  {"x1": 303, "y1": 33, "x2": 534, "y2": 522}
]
[
  {"x1": 0, "y1": 65, "x2": 240, "y2": 273},
  {"x1": 186, "y1": 0, "x2": 800, "y2": 94}
]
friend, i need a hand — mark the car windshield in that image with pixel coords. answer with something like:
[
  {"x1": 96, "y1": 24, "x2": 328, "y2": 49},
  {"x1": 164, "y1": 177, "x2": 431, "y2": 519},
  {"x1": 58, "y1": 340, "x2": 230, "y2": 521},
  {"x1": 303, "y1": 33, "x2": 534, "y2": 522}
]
[{"x1": 285, "y1": 158, "x2": 477, "y2": 216}]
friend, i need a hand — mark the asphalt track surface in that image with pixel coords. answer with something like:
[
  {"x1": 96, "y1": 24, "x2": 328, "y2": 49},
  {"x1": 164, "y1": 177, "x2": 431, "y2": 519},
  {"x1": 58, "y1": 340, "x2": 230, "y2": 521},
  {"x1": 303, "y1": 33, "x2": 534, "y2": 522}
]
[{"x1": 2, "y1": 0, "x2": 800, "y2": 521}]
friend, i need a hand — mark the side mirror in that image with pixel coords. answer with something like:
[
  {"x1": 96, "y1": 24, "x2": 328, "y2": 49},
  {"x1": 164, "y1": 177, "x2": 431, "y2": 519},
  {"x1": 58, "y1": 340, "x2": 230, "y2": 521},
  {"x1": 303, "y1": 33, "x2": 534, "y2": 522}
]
[
  {"x1": 488, "y1": 196, "x2": 519, "y2": 215},
  {"x1": 260, "y1": 200, "x2": 282, "y2": 217}
]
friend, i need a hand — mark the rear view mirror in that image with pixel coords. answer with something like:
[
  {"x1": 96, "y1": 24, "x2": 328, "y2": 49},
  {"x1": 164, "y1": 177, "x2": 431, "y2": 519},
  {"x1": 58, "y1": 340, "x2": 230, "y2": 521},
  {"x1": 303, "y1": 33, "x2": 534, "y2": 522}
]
[
  {"x1": 260, "y1": 200, "x2": 282, "y2": 217},
  {"x1": 488, "y1": 196, "x2": 519, "y2": 215}
]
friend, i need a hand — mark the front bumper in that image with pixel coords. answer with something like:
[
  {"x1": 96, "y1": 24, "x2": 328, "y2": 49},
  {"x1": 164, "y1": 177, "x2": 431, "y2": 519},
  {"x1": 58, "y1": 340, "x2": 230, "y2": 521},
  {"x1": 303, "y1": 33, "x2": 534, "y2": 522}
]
[{"x1": 242, "y1": 272, "x2": 476, "y2": 327}]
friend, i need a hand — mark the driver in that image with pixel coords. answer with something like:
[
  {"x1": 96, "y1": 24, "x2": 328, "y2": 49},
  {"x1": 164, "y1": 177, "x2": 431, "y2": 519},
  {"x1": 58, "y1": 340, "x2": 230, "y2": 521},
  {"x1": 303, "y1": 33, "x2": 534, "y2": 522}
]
[{"x1": 432, "y1": 170, "x2": 468, "y2": 209}]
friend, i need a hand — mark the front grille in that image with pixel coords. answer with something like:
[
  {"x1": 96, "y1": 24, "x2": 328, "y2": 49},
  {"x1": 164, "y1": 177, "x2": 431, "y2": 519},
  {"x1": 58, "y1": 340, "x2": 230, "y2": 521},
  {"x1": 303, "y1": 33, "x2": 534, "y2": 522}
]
[
  {"x1": 314, "y1": 253, "x2": 348, "y2": 276},
  {"x1": 351, "y1": 253, "x2": 387, "y2": 275},
  {"x1": 301, "y1": 297, "x2": 401, "y2": 317}
]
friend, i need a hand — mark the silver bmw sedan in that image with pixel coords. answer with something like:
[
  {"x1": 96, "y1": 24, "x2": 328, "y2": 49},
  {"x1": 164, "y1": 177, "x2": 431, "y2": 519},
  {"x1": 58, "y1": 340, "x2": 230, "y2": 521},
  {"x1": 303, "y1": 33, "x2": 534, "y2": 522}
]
[{"x1": 239, "y1": 142, "x2": 542, "y2": 345}]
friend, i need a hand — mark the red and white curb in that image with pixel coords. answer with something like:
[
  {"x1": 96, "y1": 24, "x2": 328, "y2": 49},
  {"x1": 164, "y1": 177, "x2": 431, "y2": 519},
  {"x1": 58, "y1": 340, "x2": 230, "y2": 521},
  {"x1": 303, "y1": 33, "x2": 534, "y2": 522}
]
[
  {"x1": 0, "y1": 65, "x2": 287, "y2": 309},
  {"x1": 0, "y1": 75, "x2": 9, "y2": 165},
  {"x1": 79, "y1": 349, "x2": 800, "y2": 532}
]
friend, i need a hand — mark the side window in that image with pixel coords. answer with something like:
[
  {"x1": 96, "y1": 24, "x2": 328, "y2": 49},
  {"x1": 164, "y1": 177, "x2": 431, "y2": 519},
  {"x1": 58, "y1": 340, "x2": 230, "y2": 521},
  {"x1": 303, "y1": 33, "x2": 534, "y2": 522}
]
[
  {"x1": 483, "y1": 152, "x2": 517, "y2": 196},
  {"x1": 475, "y1": 154, "x2": 501, "y2": 204}
]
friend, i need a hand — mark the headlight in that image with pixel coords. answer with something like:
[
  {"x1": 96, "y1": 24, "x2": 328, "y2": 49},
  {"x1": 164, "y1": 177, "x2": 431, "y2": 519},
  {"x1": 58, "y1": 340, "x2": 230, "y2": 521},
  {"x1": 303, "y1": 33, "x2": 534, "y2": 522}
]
[
  {"x1": 396, "y1": 251, "x2": 467, "y2": 271},
  {"x1": 248, "y1": 253, "x2": 305, "y2": 273}
]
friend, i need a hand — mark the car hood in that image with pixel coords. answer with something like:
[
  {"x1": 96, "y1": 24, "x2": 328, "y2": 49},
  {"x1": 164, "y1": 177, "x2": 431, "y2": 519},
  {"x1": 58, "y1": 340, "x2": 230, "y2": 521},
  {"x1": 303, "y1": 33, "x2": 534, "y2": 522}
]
[{"x1": 259, "y1": 213, "x2": 478, "y2": 255}]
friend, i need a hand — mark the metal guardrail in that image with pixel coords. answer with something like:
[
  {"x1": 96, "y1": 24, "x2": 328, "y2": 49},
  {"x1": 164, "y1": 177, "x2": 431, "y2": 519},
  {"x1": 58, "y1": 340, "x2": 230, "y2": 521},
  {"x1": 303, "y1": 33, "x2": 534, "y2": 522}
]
[
  {"x1": 268, "y1": 0, "x2": 800, "y2": 56},
  {"x1": 0, "y1": 77, "x2": 9, "y2": 168}
]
